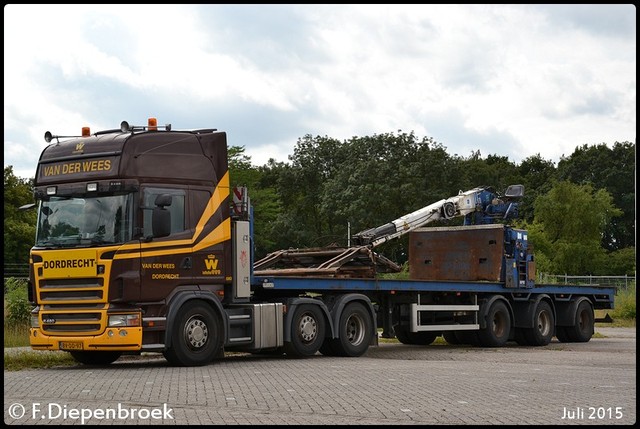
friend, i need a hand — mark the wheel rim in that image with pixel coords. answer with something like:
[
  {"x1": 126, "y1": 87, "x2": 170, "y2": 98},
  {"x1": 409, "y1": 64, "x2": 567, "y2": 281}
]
[
  {"x1": 184, "y1": 315, "x2": 209, "y2": 349},
  {"x1": 299, "y1": 313, "x2": 317, "y2": 343},
  {"x1": 537, "y1": 310, "x2": 552, "y2": 337},
  {"x1": 493, "y1": 312, "x2": 507, "y2": 337},
  {"x1": 346, "y1": 313, "x2": 365, "y2": 345},
  {"x1": 578, "y1": 309, "x2": 590, "y2": 331}
]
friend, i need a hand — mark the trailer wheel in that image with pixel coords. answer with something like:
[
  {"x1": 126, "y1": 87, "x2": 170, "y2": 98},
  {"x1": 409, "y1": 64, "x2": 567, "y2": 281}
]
[
  {"x1": 319, "y1": 338, "x2": 338, "y2": 356},
  {"x1": 513, "y1": 328, "x2": 528, "y2": 346},
  {"x1": 331, "y1": 302, "x2": 373, "y2": 357},
  {"x1": 394, "y1": 326, "x2": 439, "y2": 345},
  {"x1": 69, "y1": 351, "x2": 122, "y2": 366},
  {"x1": 557, "y1": 300, "x2": 594, "y2": 343},
  {"x1": 477, "y1": 300, "x2": 511, "y2": 347},
  {"x1": 163, "y1": 300, "x2": 223, "y2": 366},
  {"x1": 285, "y1": 304, "x2": 326, "y2": 357},
  {"x1": 454, "y1": 330, "x2": 480, "y2": 346},
  {"x1": 521, "y1": 301, "x2": 554, "y2": 346},
  {"x1": 555, "y1": 326, "x2": 570, "y2": 343}
]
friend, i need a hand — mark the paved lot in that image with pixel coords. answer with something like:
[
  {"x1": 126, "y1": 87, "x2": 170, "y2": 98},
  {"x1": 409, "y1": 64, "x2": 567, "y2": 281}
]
[{"x1": 4, "y1": 327, "x2": 636, "y2": 425}]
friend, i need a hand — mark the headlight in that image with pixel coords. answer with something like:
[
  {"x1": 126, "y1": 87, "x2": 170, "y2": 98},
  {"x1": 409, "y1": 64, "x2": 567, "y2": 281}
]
[
  {"x1": 30, "y1": 314, "x2": 40, "y2": 328},
  {"x1": 108, "y1": 314, "x2": 141, "y2": 327}
]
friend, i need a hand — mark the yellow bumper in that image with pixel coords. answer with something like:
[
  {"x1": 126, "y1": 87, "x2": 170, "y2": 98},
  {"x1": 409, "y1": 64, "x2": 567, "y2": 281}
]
[{"x1": 30, "y1": 326, "x2": 143, "y2": 352}]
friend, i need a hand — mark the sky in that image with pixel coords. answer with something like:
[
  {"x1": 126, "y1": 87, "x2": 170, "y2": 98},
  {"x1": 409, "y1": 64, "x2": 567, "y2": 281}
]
[{"x1": 4, "y1": 4, "x2": 636, "y2": 180}]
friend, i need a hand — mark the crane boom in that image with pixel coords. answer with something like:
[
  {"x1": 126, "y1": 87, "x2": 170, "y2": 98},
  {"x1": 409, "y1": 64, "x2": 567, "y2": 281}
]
[{"x1": 352, "y1": 185, "x2": 524, "y2": 247}]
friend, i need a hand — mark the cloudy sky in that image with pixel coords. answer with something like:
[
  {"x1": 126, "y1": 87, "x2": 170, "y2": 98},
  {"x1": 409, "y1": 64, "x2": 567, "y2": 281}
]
[{"x1": 4, "y1": 4, "x2": 636, "y2": 180}]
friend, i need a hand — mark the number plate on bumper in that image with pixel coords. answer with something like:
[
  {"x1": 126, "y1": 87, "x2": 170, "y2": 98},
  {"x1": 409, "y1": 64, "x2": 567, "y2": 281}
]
[{"x1": 59, "y1": 341, "x2": 83, "y2": 351}]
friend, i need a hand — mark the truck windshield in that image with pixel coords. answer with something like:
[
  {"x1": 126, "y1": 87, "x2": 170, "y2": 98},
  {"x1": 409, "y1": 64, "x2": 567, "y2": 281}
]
[{"x1": 35, "y1": 194, "x2": 133, "y2": 248}]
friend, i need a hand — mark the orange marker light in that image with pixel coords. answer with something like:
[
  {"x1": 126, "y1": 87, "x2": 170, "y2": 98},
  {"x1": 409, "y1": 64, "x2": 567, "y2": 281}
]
[
  {"x1": 148, "y1": 117, "x2": 158, "y2": 131},
  {"x1": 82, "y1": 127, "x2": 91, "y2": 137}
]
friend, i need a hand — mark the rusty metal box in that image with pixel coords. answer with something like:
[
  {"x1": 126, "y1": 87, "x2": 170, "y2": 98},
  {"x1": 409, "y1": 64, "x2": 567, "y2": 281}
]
[{"x1": 409, "y1": 224, "x2": 505, "y2": 282}]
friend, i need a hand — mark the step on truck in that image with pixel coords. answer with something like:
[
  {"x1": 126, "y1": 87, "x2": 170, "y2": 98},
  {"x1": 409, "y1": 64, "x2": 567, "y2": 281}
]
[{"x1": 25, "y1": 118, "x2": 616, "y2": 366}]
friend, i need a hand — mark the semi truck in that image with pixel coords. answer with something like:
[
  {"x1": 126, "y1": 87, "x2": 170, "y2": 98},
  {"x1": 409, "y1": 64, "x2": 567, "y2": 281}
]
[{"x1": 25, "y1": 118, "x2": 616, "y2": 366}]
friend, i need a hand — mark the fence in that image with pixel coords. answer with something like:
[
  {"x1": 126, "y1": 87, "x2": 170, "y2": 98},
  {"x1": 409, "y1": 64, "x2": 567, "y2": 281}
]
[
  {"x1": 537, "y1": 273, "x2": 636, "y2": 290},
  {"x1": 3, "y1": 263, "x2": 29, "y2": 279}
]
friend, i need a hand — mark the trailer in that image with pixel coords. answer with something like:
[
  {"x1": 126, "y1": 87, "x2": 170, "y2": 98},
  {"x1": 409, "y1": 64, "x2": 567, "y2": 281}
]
[{"x1": 25, "y1": 119, "x2": 616, "y2": 366}]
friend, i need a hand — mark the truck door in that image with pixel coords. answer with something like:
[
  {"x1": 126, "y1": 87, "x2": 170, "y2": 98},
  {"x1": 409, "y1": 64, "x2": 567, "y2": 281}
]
[{"x1": 139, "y1": 187, "x2": 192, "y2": 302}]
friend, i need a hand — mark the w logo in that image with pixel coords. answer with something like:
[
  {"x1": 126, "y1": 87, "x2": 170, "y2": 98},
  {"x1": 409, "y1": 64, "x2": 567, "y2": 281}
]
[{"x1": 204, "y1": 257, "x2": 219, "y2": 270}]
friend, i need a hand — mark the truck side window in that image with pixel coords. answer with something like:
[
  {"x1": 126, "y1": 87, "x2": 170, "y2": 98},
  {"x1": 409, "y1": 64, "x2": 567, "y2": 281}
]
[{"x1": 142, "y1": 188, "x2": 185, "y2": 237}]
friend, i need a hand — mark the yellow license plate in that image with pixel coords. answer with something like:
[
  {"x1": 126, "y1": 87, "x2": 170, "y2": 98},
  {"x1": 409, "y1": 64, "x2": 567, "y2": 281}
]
[{"x1": 59, "y1": 341, "x2": 83, "y2": 351}]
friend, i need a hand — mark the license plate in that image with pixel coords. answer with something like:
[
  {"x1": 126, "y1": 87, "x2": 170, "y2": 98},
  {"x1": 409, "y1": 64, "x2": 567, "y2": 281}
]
[{"x1": 59, "y1": 341, "x2": 83, "y2": 351}]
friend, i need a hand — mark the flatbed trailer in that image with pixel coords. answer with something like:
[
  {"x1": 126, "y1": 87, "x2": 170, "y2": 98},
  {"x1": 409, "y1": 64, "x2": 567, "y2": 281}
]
[{"x1": 250, "y1": 274, "x2": 615, "y2": 349}]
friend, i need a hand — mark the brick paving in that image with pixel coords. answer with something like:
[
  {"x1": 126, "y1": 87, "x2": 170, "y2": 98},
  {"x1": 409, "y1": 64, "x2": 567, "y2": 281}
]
[{"x1": 4, "y1": 327, "x2": 635, "y2": 425}]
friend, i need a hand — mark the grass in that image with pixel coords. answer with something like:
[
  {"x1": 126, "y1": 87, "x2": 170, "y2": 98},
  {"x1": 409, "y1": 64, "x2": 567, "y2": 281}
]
[
  {"x1": 3, "y1": 321, "x2": 76, "y2": 370},
  {"x1": 4, "y1": 350, "x2": 76, "y2": 371},
  {"x1": 4, "y1": 322, "x2": 30, "y2": 347}
]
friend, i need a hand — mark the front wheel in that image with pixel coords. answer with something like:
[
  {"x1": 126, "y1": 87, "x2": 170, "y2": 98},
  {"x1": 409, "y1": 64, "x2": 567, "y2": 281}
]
[
  {"x1": 285, "y1": 304, "x2": 326, "y2": 357},
  {"x1": 163, "y1": 300, "x2": 223, "y2": 366},
  {"x1": 69, "y1": 351, "x2": 122, "y2": 365}
]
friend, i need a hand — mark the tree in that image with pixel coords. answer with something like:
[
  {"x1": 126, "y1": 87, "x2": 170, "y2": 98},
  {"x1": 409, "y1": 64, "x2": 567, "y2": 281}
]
[
  {"x1": 556, "y1": 142, "x2": 635, "y2": 250},
  {"x1": 516, "y1": 154, "x2": 557, "y2": 223},
  {"x1": 4, "y1": 166, "x2": 37, "y2": 266},
  {"x1": 528, "y1": 180, "x2": 622, "y2": 275},
  {"x1": 227, "y1": 146, "x2": 283, "y2": 259}
]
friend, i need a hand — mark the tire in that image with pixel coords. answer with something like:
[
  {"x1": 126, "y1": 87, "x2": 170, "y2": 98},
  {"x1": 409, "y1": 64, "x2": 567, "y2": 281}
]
[
  {"x1": 250, "y1": 348, "x2": 285, "y2": 356},
  {"x1": 558, "y1": 300, "x2": 594, "y2": 343},
  {"x1": 394, "y1": 325, "x2": 439, "y2": 345},
  {"x1": 513, "y1": 328, "x2": 528, "y2": 346},
  {"x1": 69, "y1": 351, "x2": 122, "y2": 365},
  {"x1": 442, "y1": 331, "x2": 461, "y2": 345},
  {"x1": 521, "y1": 301, "x2": 554, "y2": 346},
  {"x1": 330, "y1": 302, "x2": 373, "y2": 357},
  {"x1": 163, "y1": 300, "x2": 223, "y2": 366},
  {"x1": 394, "y1": 325, "x2": 411, "y2": 344},
  {"x1": 319, "y1": 338, "x2": 338, "y2": 356},
  {"x1": 477, "y1": 300, "x2": 511, "y2": 347},
  {"x1": 455, "y1": 330, "x2": 480, "y2": 346},
  {"x1": 285, "y1": 304, "x2": 326, "y2": 357},
  {"x1": 555, "y1": 326, "x2": 571, "y2": 343}
]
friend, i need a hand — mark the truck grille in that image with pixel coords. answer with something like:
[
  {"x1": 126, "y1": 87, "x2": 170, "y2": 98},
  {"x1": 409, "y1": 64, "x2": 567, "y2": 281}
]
[
  {"x1": 37, "y1": 278, "x2": 107, "y2": 335},
  {"x1": 38, "y1": 278, "x2": 105, "y2": 303}
]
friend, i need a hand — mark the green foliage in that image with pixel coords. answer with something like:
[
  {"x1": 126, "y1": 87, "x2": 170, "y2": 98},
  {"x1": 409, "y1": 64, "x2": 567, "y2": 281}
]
[
  {"x1": 4, "y1": 350, "x2": 76, "y2": 371},
  {"x1": 4, "y1": 322, "x2": 30, "y2": 347},
  {"x1": 529, "y1": 181, "x2": 623, "y2": 275},
  {"x1": 605, "y1": 247, "x2": 636, "y2": 276},
  {"x1": 4, "y1": 166, "x2": 37, "y2": 265},
  {"x1": 4, "y1": 277, "x2": 31, "y2": 325},
  {"x1": 556, "y1": 142, "x2": 636, "y2": 250},
  {"x1": 611, "y1": 286, "x2": 636, "y2": 320},
  {"x1": 516, "y1": 154, "x2": 557, "y2": 223}
]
